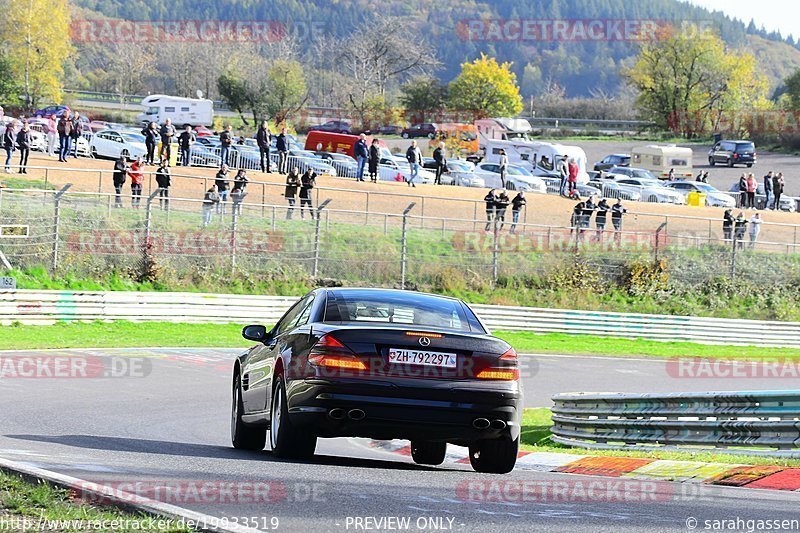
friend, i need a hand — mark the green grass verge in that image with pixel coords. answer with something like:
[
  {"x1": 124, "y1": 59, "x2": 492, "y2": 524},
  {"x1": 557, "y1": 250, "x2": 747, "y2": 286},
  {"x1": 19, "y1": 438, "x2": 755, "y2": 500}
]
[
  {"x1": 0, "y1": 470, "x2": 191, "y2": 532},
  {"x1": 1, "y1": 321, "x2": 799, "y2": 360},
  {"x1": 0, "y1": 176, "x2": 55, "y2": 190},
  {"x1": 521, "y1": 407, "x2": 800, "y2": 467}
]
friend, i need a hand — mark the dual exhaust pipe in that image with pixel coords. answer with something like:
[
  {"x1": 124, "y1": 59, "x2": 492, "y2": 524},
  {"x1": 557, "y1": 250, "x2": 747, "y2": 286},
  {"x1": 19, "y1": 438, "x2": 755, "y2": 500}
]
[
  {"x1": 328, "y1": 408, "x2": 365, "y2": 421},
  {"x1": 473, "y1": 418, "x2": 507, "y2": 431}
]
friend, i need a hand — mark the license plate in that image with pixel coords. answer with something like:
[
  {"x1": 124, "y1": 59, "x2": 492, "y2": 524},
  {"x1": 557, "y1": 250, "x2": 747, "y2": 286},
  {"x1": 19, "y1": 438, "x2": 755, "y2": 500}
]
[{"x1": 388, "y1": 348, "x2": 457, "y2": 368}]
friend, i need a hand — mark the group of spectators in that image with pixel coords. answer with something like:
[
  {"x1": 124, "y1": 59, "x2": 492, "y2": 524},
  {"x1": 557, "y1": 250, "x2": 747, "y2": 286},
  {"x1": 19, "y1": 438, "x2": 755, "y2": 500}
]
[
  {"x1": 482, "y1": 189, "x2": 527, "y2": 233},
  {"x1": 201, "y1": 166, "x2": 250, "y2": 226},
  {"x1": 2, "y1": 110, "x2": 85, "y2": 174},
  {"x1": 570, "y1": 197, "x2": 627, "y2": 242},
  {"x1": 737, "y1": 171, "x2": 786, "y2": 210},
  {"x1": 722, "y1": 210, "x2": 762, "y2": 249}
]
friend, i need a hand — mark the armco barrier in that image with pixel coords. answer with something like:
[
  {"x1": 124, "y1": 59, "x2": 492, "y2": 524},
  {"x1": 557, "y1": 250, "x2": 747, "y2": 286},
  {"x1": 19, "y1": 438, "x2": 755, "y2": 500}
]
[
  {"x1": 2, "y1": 290, "x2": 800, "y2": 348},
  {"x1": 551, "y1": 390, "x2": 800, "y2": 457}
]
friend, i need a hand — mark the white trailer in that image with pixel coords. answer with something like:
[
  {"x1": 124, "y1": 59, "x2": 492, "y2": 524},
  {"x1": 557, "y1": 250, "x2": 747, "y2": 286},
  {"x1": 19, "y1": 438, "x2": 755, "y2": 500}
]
[
  {"x1": 631, "y1": 144, "x2": 693, "y2": 178},
  {"x1": 483, "y1": 139, "x2": 590, "y2": 183},
  {"x1": 137, "y1": 94, "x2": 214, "y2": 127},
  {"x1": 475, "y1": 117, "x2": 532, "y2": 151}
]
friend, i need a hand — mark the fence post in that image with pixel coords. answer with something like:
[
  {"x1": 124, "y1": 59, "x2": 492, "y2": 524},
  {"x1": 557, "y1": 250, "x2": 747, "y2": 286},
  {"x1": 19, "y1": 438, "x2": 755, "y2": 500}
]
[
  {"x1": 654, "y1": 222, "x2": 667, "y2": 263},
  {"x1": 230, "y1": 204, "x2": 239, "y2": 271},
  {"x1": 261, "y1": 183, "x2": 266, "y2": 218},
  {"x1": 400, "y1": 202, "x2": 417, "y2": 290},
  {"x1": 312, "y1": 199, "x2": 332, "y2": 278},
  {"x1": 365, "y1": 192, "x2": 370, "y2": 225},
  {"x1": 143, "y1": 189, "x2": 160, "y2": 273},
  {"x1": 50, "y1": 184, "x2": 72, "y2": 272},
  {"x1": 97, "y1": 171, "x2": 103, "y2": 193},
  {"x1": 492, "y1": 215, "x2": 499, "y2": 284},
  {"x1": 730, "y1": 230, "x2": 738, "y2": 278}
]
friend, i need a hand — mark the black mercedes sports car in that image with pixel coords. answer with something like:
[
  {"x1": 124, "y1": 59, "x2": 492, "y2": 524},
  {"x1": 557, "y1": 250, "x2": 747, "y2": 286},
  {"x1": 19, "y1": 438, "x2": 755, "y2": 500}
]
[{"x1": 231, "y1": 288, "x2": 522, "y2": 474}]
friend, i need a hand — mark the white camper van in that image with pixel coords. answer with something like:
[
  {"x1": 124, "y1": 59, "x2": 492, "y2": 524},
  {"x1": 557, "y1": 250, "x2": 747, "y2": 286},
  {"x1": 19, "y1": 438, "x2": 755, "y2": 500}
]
[
  {"x1": 630, "y1": 144, "x2": 693, "y2": 178},
  {"x1": 137, "y1": 95, "x2": 214, "y2": 127},
  {"x1": 475, "y1": 117, "x2": 532, "y2": 151},
  {"x1": 484, "y1": 139, "x2": 589, "y2": 183}
]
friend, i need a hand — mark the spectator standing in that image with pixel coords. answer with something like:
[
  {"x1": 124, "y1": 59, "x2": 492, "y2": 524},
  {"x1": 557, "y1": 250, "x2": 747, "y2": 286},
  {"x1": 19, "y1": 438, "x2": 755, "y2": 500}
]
[
  {"x1": 668, "y1": 168, "x2": 675, "y2": 180},
  {"x1": 734, "y1": 212, "x2": 747, "y2": 249},
  {"x1": 483, "y1": 189, "x2": 496, "y2": 232},
  {"x1": 510, "y1": 191, "x2": 526, "y2": 234},
  {"x1": 354, "y1": 133, "x2": 368, "y2": 182},
  {"x1": 215, "y1": 164, "x2": 230, "y2": 214},
  {"x1": 284, "y1": 167, "x2": 300, "y2": 219},
  {"x1": 567, "y1": 158, "x2": 579, "y2": 195},
  {"x1": 219, "y1": 125, "x2": 233, "y2": 166},
  {"x1": 46, "y1": 115, "x2": 57, "y2": 157},
  {"x1": 722, "y1": 209, "x2": 734, "y2": 241},
  {"x1": 763, "y1": 171, "x2": 773, "y2": 209},
  {"x1": 142, "y1": 122, "x2": 158, "y2": 165},
  {"x1": 494, "y1": 189, "x2": 510, "y2": 231},
  {"x1": 155, "y1": 158, "x2": 171, "y2": 210},
  {"x1": 276, "y1": 127, "x2": 289, "y2": 174},
  {"x1": 595, "y1": 198, "x2": 609, "y2": 241},
  {"x1": 57, "y1": 112, "x2": 72, "y2": 162},
  {"x1": 233, "y1": 169, "x2": 248, "y2": 192},
  {"x1": 16, "y1": 123, "x2": 31, "y2": 173},
  {"x1": 231, "y1": 184, "x2": 247, "y2": 217},
  {"x1": 128, "y1": 156, "x2": 144, "y2": 208},
  {"x1": 498, "y1": 149, "x2": 509, "y2": 187},
  {"x1": 433, "y1": 142, "x2": 447, "y2": 185},
  {"x1": 177, "y1": 125, "x2": 195, "y2": 167},
  {"x1": 701, "y1": 171, "x2": 709, "y2": 183},
  {"x1": 772, "y1": 173, "x2": 784, "y2": 210},
  {"x1": 368, "y1": 139, "x2": 380, "y2": 183},
  {"x1": 159, "y1": 119, "x2": 175, "y2": 163},
  {"x1": 745, "y1": 173, "x2": 757, "y2": 208},
  {"x1": 405, "y1": 140, "x2": 422, "y2": 188},
  {"x1": 611, "y1": 198, "x2": 626, "y2": 243},
  {"x1": 3, "y1": 119, "x2": 15, "y2": 173},
  {"x1": 570, "y1": 199, "x2": 585, "y2": 237},
  {"x1": 256, "y1": 121, "x2": 272, "y2": 173},
  {"x1": 579, "y1": 196, "x2": 596, "y2": 239},
  {"x1": 737, "y1": 173, "x2": 747, "y2": 208},
  {"x1": 70, "y1": 112, "x2": 82, "y2": 158},
  {"x1": 202, "y1": 184, "x2": 219, "y2": 227},
  {"x1": 299, "y1": 169, "x2": 316, "y2": 219},
  {"x1": 112, "y1": 155, "x2": 127, "y2": 208},
  {"x1": 557, "y1": 155, "x2": 569, "y2": 197},
  {"x1": 748, "y1": 213, "x2": 762, "y2": 249}
]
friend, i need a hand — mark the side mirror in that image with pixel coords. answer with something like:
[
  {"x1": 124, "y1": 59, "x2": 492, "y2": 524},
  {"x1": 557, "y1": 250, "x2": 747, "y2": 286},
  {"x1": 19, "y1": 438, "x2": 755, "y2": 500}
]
[{"x1": 242, "y1": 324, "x2": 268, "y2": 343}]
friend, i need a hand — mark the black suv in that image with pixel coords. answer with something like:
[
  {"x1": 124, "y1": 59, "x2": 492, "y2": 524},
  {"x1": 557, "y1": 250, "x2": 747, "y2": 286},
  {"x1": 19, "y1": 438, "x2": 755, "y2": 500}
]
[
  {"x1": 401, "y1": 123, "x2": 437, "y2": 139},
  {"x1": 708, "y1": 140, "x2": 756, "y2": 167}
]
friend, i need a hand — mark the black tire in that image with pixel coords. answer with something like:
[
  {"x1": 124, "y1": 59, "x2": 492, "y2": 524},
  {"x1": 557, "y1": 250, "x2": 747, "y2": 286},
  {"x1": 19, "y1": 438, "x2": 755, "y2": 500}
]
[
  {"x1": 708, "y1": 157, "x2": 715, "y2": 167},
  {"x1": 727, "y1": 157, "x2": 734, "y2": 167},
  {"x1": 505, "y1": 181, "x2": 516, "y2": 191},
  {"x1": 401, "y1": 132, "x2": 409, "y2": 139},
  {"x1": 231, "y1": 373, "x2": 266, "y2": 450},
  {"x1": 468, "y1": 437, "x2": 519, "y2": 474},
  {"x1": 410, "y1": 441, "x2": 447, "y2": 466},
  {"x1": 91, "y1": 147, "x2": 98, "y2": 158},
  {"x1": 269, "y1": 376, "x2": 317, "y2": 459},
  {"x1": 746, "y1": 163, "x2": 753, "y2": 168},
  {"x1": 427, "y1": 133, "x2": 435, "y2": 139}
]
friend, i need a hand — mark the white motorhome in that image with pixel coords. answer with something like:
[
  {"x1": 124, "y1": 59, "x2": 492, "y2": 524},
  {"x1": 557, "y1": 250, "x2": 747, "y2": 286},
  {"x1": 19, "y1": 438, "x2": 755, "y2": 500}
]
[
  {"x1": 483, "y1": 139, "x2": 589, "y2": 183},
  {"x1": 631, "y1": 144, "x2": 693, "y2": 178},
  {"x1": 137, "y1": 94, "x2": 214, "y2": 127},
  {"x1": 475, "y1": 117, "x2": 532, "y2": 151}
]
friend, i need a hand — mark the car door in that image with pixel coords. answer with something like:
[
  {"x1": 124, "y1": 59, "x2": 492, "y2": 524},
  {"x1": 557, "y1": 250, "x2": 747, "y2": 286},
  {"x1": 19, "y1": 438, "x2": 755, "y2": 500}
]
[{"x1": 93, "y1": 132, "x2": 109, "y2": 157}]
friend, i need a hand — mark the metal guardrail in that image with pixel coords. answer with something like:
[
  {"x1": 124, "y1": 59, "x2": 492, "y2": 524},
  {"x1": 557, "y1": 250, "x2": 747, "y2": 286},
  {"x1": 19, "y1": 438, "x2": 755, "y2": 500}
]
[
  {"x1": 2, "y1": 291, "x2": 800, "y2": 348},
  {"x1": 551, "y1": 390, "x2": 800, "y2": 457}
]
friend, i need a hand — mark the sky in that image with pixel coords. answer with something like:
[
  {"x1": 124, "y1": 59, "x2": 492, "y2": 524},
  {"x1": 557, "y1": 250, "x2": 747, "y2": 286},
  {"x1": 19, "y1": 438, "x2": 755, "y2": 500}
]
[{"x1": 685, "y1": 0, "x2": 798, "y2": 40}]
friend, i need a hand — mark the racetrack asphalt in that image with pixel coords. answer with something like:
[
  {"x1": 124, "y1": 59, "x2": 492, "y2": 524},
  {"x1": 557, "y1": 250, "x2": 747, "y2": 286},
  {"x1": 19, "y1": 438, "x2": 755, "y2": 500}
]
[{"x1": 1, "y1": 348, "x2": 798, "y2": 532}]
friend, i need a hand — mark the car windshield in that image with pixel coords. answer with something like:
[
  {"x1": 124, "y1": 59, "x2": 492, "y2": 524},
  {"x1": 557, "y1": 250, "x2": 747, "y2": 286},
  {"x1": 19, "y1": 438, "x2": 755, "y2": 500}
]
[
  {"x1": 694, "y1": 183, "x2": 717, "y2": 192},
  {"x1": 120, "y1": 133, "x2": 144, "y2": 143},
  {"x1": 507, "y1": 166, "x2": 532, "y2": 176},
  {"x1": 331, "y1": 154, "x2": 354, "y2": 162},
  {"x1": 323, "y1": 290, "x2": 483, "y2": 333},
  {"x1": 735, "y1": 143, "x2": 755, "y2": 152},
  {"x1": 631, "y1": 169, "x2": 658, "y2": 180},
  {"x1": 448, "y1": 161, "x2": 471, "y2": 171}
]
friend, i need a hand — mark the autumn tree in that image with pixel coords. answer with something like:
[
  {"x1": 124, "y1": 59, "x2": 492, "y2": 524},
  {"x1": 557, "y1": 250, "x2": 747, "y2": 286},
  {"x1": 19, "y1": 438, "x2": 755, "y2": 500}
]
[
  {"x1": 399, "y1": 76, "x2": 448, "y2": 113},
  {"x1": 448, "y1": 54, "x2": 523, "y2": 118},
  {"x1": 2, "y1": 0, "x2": 72, "y2": 109}
]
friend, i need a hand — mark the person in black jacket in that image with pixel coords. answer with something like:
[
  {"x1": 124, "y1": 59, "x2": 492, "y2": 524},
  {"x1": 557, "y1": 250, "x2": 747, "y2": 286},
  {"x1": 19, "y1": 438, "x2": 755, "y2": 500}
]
[
  {"x1": 284, "y1": 167, "x2": 300, "y2": 219},
  {"x1": 299, "y1": 169, "x2": 317, "y2": 219},
  {"x1": 219, "y1": 125, "x2": 233, "y2": 166},
  {"x1": 737, "y1": 173, "x2": 747, "y2": 208},
  {"x1": 611, "y1": 198, "x2": 627, "y2": 244},
  {"x1": 368, "y1": 139, "x2": 380, "y2": 183},
  {"x1": 483, "y1": 189, "x2": 496, "y2": 231},
  {"x1": 773, "y1": 173, "x2": 784, "y2": 210},
  {"x1": 594, "y1": 198, "x2": 609, "y2": 241},
  {"x1": 579, "y1": 196, "x2": 596, "y2": 241},
  {"x1": 733, "y1": 212, "x2": 748, "y2": 249},
  {"x1": 570, "y1": 200, "x2": 585, "y2": 237},
  {"x1": 722, "y1": 209, "x2": 734, "y2": 241},
  {"x1": 141, "y1": 122, "x2": 158, "y2": 165},
  {"x1": 3, "y1": 119, "x2": 15, "y2": 173},
  {"x1": 276, "y1": 128, "x2": 289, "y2": 174},
  {"x1": 233, "y1": 169, "x2": 248, "y2": 192},
  {"x1": 215, "y1": 164, "x2": 230, "y2": 214},
  {"x1": 112, "y1": 155, "x2": 127, "y2": 207},
  {"x1": 510, "y1": 191, "x2": 526, "y2": 234},
  {"x1": 155, "y1": 158, "x2": 171, "y2": 210},
  {"x1": 57, "y1": 112, "x2": 72, "y2": 162},
  {"x1": 433, "y1": 142, "x2": 447, "y2": 185},
  {"x1": 494, "y1": 190, "x2": 510, "y2": 231},
  {"x1": 159, "y1": 119, "x2": 175, "y2": 163},
  {"x1": 177, "y1": 125, "x2": 195, "y2": 167},
  {"x1": 256, "y1": 121, "x2": 272, "y2": 173},
  {"x1": 16, "y1": 123, "x2": 31, "y2": 173},
  {"x1": 354, "y1": 133, "x2": 368, "y2": 181},
  {"x1": 70, "y1": 112, "x2": 82, "y2": 158}
]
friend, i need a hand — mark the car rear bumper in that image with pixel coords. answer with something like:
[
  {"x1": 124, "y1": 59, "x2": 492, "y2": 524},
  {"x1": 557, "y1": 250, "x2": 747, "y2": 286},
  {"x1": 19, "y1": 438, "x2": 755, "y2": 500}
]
[{"x1": 285, "y1": 377, "x2": 522, "y2": 444}]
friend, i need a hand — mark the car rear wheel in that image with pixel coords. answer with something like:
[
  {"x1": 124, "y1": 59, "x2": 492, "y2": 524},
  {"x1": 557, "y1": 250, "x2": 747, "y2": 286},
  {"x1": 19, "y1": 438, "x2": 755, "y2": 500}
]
[
  {"x1": 469, "y1": 437, "x2": 519, "y2": 474},
  {"x1": 401, "y1": 132, "x2": 409, "y2": 139},
  {"x1": 708, "y1": 157, "x2": 715, "y2": 166},
  {"x1": 231, "y1": 374, "x2": 266, "y2": 450},
  {"x1": 746, "y1": 163, "x2": 753, "y2": 168},
  {"x1": 269, "y1": 376, "x2": 316, "y2": 459},
  {"x1": 410, "y1": 441, "x2": 447, "y2": 466},
  {"x1": 727, "y1": 157, "x2": 734, "y2": 167},
  {"x1": 427, "y1": 133, "x2": 435, "y2": 139}
]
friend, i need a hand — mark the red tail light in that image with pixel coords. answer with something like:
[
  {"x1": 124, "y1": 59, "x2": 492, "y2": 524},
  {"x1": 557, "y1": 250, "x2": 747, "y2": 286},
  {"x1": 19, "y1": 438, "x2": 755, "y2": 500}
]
[
  {"x1": 500, "y1": 347, "x2": 517, "y2": 361},
  {"x1": 308, "y1": 334, "x2": 368, "y2": 372},
  {"x1": 475, "y1": 347, "x2": 519, "y2": 381}
]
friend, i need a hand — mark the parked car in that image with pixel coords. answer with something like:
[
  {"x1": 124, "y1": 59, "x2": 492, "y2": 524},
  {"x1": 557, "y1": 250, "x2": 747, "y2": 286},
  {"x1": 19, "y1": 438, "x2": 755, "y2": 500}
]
[
  {"x1": 193, "y1": 125, "x2": 215, "y2": 137},
  {"x1": 473, "y1": 162, "x2": 548, "y2": 193},
  {"x1": 89, "y1": 120, "x2": 110, "y2": 132},
  {"x1": 665, "y1": 181, "x2": 736, "y2": 208},
  {"x1": 708, "y1": 140, "x2": 756, "y2": 167},
  {"x1": 32, "y1": 105, "x2": 70, "y2": 118},
  {"x1": 364, "y1": 125, "x2": 403, "y2": 136},
  {"x1": 379, "y1": 156, "x2": 435, "y2": 184},
  {"x1": 309, "y1": 120, "x2": 352, "y2": 134},
  {"x1": 89, "y1": 129, "x2": 147, "y2": 160},
  {"x1": 587, "y1": 171, "x2": 642, "y2": 201},
  {"x1": 288, "y1": 149, "x2": 337, "y2": 176},
  {"x1": 440, "y1": 160, "x2": 484, "y2": 188},
  {"x1": 182, "y1": 144, "x2": 222, "y2": 168},
  {"x1": 615, "y1": 177, "x2": 686, "y2": 204},
  {"x1": 593, "y1": 153, "x2": 630, "y2": 171},
  {"x1": 401, "y1": 123, "x2": 437, "y2": 139},
  {"x1": 607, "y1": 166, "x2": 661, "y2": 181},
  {"x1": 315, "y1": 152, "x2": 359, "y2": 178}
]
